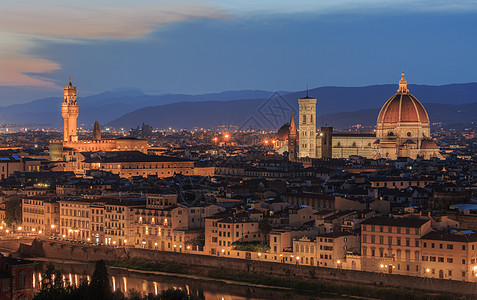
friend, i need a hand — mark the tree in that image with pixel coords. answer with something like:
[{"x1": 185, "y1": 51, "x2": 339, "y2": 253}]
[
  {"x1": 34, "y1": 263, "x2": 70, "y2": 300},
  {"x1": 4, "y1": 198, "x2": 22, "y2": 227},
  {"x1": 258, "y1": 218, "x2": 272, "y2": 244},
  {"x1": 90, "y1": 260, "x2": 112, "y2": 299},
  {"x1": 159, "y1": 288, "x2": 190, "y2": 300}
]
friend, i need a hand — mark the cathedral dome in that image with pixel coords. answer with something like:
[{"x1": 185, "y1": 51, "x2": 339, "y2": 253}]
[
  {"x1": 377, "y1": 73, "x2": 429, "y2": 124},
  {"x1": 421, "y1": 139, "x2": 438, "y2": 149},
  {"x1": 276, "y1": 123, "x2": 290, "y2": 140}
]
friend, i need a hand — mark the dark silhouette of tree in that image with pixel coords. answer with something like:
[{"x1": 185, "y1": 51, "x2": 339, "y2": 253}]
[
  {"x1": 90, "y1": 259, "x2": 112, "y2": 299},
  {"x1": 4, "y1": 198, "x2": 22, "y2": 227},
  {"x1": 34, "y1": 263, "x2": 70, "y2": 300},
  {"x1": 258, "y1": 218, "x2": 272, "y2": 244}
]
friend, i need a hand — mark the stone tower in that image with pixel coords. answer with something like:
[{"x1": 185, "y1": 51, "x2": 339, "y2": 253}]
[
  {"x1": 93, "y1": 121, "x2": 101, "y2": 141},
  {"x1": 61, "y1": 78, "x2": 79, "y2": 143},
  {"x1": 320, "y1": 127, "x2": 333, "y2": 159},
  {"x1": 298, "y1": 94, "x2": 317, "y2": 158},
  {"x1": 288, "y1": 114, "x2": 298, "y2": 161}
]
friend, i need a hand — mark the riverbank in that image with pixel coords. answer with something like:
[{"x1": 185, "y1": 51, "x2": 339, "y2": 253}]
[
  {"x1": 106, "y1": 259, "x2": 466, "y2": 300},
  {"x1": 11, "y1": 239, "x2": 477, "y2": 299}
]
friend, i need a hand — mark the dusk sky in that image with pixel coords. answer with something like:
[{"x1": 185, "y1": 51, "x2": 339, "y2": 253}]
[{"x1": 1, "y1": 0, "x2": 476, "y2": 105}]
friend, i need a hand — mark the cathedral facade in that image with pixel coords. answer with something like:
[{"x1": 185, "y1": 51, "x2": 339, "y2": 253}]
[
  {"x1": 50, "y1": 79, "x2": 148, "y2": 161},
  {"x1": 276, "y1": 73, "x2": 442, "y2": 160}
]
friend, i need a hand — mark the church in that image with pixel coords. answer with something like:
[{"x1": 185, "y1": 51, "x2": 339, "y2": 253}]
[
  {"x1": 49, "y1": 79, "x2": 148, "y2": 161},
  {"x1": 275, "y1": 73, "x2": 443, "y2": 160}
]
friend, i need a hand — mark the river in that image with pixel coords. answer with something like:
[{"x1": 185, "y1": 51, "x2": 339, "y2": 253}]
[{"x1": 31, "y1": 260, "x2": 342, "y2": 299}]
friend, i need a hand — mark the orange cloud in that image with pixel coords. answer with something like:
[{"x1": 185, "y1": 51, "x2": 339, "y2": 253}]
[
  {"x1": 0, "y1": 1, "x2": 224, "y2": 40},
  {"x1": 0, "y1": 0, "x2": 225, "y2": 87},
  {"x1": 0, "y1": 54, "x2": 61, "y2": 87}
]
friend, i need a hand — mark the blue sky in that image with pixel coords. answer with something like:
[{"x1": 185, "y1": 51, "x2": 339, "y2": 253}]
[{"x1": 0, "y1": 0, "x2": 476, "y2": 104}]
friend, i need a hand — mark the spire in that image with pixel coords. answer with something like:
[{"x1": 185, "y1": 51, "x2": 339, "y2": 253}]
[
  {"x1": 289, "y1": 114, "x2": 297, "y2": 135},
  {"x1": 69, "y1": 77, "x2": 72, "y2": 87},
  {"x1": 397, "y1": 72, "x2": 409, "y2": 94},
  {"x1": 306, "y1": 84, "x2": 309, "y2": 98}
]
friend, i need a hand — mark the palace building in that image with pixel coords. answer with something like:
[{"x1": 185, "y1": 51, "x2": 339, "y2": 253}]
[
  {"x1": 275, "y1": 73, "x2": 443, "y2": 160},
  {"x1": 50, "y1": 79, "x2": 148, "y2": 161}
]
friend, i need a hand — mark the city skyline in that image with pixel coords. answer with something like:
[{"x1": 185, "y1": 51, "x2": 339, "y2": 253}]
[{"x1": 1, "y1": 0, "x2": 477, "y2": 104}]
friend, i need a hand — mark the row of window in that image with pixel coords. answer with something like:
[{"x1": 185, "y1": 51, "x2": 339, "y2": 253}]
[
  {"x1": 363, "y1": 234, "x2": 419, "y2": 247},
  {"x1": 362, "y1": 225, "x2": 419, "y2": 235}
]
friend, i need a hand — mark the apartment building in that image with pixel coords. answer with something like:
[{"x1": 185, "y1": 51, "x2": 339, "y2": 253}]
[
  {"x1": 59, "y1": 199, "x2": 93, "y2": 241},
  {"x1": 361, "y1": 216, "x2": 432, "y2": 276},
  {"x1": 420, "y1": 230, "x2": 477, "y2": 281},
  {"x1": 316, "y1": 232, "x2": 360, "y2": 268},
  {"x1": 90, "y1": 203, "x2": 105, "y2": 244},
  {"x1": 22, "y1": 197, "x2": 59, "y2": 235},
  {"x1": 104, "y1": 200, "x2": 144, "y2": 246},
  {"x1": 204, "y1": 213, "x2": 261, "y2": 256}
]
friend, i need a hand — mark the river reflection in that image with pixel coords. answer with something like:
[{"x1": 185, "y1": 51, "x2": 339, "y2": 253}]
[{"x1": 32, "y1": 261, "x2": 335, "y2": 299}]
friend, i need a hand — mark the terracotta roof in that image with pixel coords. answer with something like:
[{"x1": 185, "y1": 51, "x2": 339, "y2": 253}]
[
  {"x1": 421, "y1": 231, "x2": 477, "y2": 243},
  {"x1": 377, "y1": 93, "x2": 429, "y2": 124},
  {"x1": 361, "y1": 216, "x2": 429, "y2": 228},
  {"x1": 421, "y1": 139, "x2": 439, "y2": 149},
  {"x1": 276, "y1": 123, "x2": 290, "y2": 140}
]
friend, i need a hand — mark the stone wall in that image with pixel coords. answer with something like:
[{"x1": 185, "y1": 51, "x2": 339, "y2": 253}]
[{"x1": 16, "y1": 239, "x2": 477, "y2": 296}]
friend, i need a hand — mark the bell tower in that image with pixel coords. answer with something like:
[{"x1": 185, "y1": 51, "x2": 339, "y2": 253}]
[
  {"x1": 298, "y1": 91, "x2": 317, "y2": 158},
  {"x1": 288, "y1": 114, "x2": 298, "y2": 161},
  {"x1": 61, "y1": 78, "x2": 79, "y2": 143}
]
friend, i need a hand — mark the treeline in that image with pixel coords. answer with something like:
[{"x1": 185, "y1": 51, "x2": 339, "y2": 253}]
[{"x1": 34, "y1": 260, "x2": 192, "y2": 300}]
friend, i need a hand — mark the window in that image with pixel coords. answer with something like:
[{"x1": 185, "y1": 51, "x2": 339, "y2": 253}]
[
  {"x1": 462, "y1": 245, "x2": 466, "y2": 251},
  {"x1": 430, "y1": 256, "x2": 436, "y2": 262},
  {"x1": 447, "y1": 244, "x2": 453, "y2": 250},
  {"x1": 362, "y1": 225, "x2": 367, "y2": 231},
  {"x1": 371, "y1": 235, "x2": 375, "y2": 243},
  {"x1": 439, "y1": 244, "x2": 443, "y2": 249},
  {"x1": 379, "y1": 236, "x2": 384, "y2": 244},
  {"x1": 19, "y1": 271, "x2": 26, "y2": 286},
  {"x1": 362, "y1": 235, "x2": 367, "y2": 243},
  {"x1": 438, "y1": 257, "x2": 444, "y2": 262},
  {"x1": 422, "y1": 256, "x2": 428, "y2": 261},
  {"x1": 423, "y1": 242, "x2": 427, "y2": 248},
  {"x1": 388, "y1": 237, "x2": 393, "y2": 245},
  {"x1": 447, "y1": 258, "x2": 453, "y2": 263},
  {"x1": 462, "y1": 259, "x2": 466, "y2": 264}
]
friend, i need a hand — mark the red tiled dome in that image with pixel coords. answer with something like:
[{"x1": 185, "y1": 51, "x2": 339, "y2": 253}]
[
  {"x1": 377, "y1": 73, "x2": 429, "y2": 124},
  {"x1": 421, "y1": 139, "x2": 438, "y2": 149},
  {"x1": 377, "y1": 93, "x2": 429, "y2": 124},
  {"x1": 276, "y1": 123, "x2": 290, "y2": 140}
]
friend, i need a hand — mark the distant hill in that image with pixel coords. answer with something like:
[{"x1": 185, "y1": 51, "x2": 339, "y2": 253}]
[
  {"x1": 1, "y1": 83, "x2": 477, "y2": 129},
  {"x1": 109, "y1": 83, "x2": 477, "y2": 129},
  {"x1": 0, "y1": 89, "x2": 276, "y2": 127}
]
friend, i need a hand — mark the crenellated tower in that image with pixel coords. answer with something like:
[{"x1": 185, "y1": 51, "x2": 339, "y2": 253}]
[{"x1": 61, "y1": 78, "x2": 79, "y2": 143}]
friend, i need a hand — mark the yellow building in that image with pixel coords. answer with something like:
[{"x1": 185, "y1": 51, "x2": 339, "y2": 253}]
[
  {"x1": 59, "y1": 199, "x2": 93, "y2": 241},
  {"x1": 361, "y1": 216, "x2": 432, "y2": 276},
  {"x1": 420, "y1": 230, "x2": 477, "y2": 281},
  {"x1": 22, "y1": 197, "x2": 59, "y2": 235},
  {"x1": 204, "y1": 214, "x2": 261, "y2": 256},
  {"x1": 104, "y1": 200, "x2": 143, "y2": 246}
]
